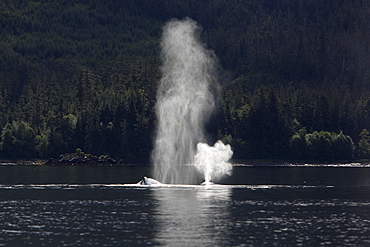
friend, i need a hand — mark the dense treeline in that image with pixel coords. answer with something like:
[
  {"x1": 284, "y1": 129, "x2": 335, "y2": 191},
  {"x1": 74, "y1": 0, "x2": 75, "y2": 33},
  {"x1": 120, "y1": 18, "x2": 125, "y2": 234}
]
[
  {"x1": 0, "y1": 57, "x2": 159, "y2": 161},
  {"x1": 0, "y1": 0, "x2": 370, "y2": 161}
]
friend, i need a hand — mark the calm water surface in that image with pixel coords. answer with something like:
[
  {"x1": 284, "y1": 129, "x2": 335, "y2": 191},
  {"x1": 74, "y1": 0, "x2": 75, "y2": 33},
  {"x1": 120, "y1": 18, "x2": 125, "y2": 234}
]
[{"x1": 1, "y1": 165, "x2": 370, "y2": 246}]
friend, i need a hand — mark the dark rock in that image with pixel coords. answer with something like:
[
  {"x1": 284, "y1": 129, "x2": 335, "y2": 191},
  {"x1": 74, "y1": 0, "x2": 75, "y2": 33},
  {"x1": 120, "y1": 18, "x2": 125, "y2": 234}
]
[{"x1": 44, "y1": 151, "x2": 117, "y2": 165}]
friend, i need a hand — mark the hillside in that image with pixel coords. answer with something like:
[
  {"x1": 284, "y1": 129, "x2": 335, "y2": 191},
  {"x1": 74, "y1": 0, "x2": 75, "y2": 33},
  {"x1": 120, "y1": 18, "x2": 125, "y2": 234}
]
[{"x1": 0, "y1": 0, "x2": 370, "y2": 161}]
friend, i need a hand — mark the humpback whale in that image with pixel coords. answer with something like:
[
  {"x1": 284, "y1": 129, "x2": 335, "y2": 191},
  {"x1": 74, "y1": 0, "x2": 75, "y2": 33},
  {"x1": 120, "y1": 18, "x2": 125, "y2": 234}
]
[{"x1": 137, "y1": 177, "x2": 162, "y2": 185}]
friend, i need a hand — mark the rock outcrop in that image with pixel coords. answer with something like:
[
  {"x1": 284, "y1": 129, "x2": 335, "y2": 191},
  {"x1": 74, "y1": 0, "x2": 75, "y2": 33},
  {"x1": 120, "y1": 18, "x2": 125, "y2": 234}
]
[{"x1": 44, "y1": 149, "x2": 118, "y2": 166}]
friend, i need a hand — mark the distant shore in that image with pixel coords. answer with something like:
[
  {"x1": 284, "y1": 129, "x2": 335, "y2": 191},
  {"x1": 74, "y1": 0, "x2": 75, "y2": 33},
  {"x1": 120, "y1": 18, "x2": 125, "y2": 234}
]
[
  {"x1": 231, "y1": 159, "x2": 370, "y2": 166},
  {"x1": 1, "y1": 159, "x2": 370, "y2": 167}
]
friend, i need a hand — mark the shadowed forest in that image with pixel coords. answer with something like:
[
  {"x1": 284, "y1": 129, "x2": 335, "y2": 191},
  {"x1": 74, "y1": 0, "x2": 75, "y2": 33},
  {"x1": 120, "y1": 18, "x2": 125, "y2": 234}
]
[{"x1": 1, "y1": 0, "x2": 370, "y2": 162}]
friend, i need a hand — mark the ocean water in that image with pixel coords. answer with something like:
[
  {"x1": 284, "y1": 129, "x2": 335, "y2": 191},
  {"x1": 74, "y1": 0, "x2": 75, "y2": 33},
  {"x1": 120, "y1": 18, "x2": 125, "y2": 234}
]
[{"x1": 1, "y1": 165, "x2": 370, "y2": 246}]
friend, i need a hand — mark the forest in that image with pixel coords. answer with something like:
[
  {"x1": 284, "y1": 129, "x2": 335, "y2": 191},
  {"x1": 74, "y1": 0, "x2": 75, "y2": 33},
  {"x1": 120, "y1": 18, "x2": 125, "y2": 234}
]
[{"x1": 0, "y1": 0, "x2": 370, "y2": 162}]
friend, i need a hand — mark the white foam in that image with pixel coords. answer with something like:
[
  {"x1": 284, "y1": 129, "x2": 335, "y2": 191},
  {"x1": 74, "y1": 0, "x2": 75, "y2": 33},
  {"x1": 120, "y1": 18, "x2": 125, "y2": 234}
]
[{"x1": 194, "y1": 140, "x2": 233, "y2": 184}]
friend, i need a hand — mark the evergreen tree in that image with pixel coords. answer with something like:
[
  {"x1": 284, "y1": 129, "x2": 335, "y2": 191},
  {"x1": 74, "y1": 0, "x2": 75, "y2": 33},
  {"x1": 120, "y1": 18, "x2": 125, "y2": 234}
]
[{"x1": 358, "y1": 129, "x2": 370, "y2": 158}]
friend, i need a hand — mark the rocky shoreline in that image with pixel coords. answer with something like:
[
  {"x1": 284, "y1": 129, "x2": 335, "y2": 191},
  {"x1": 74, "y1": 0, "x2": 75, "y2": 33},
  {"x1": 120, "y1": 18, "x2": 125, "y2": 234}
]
[{"x1": 44, "y1": 149, "x2": 120, "y2": 166}]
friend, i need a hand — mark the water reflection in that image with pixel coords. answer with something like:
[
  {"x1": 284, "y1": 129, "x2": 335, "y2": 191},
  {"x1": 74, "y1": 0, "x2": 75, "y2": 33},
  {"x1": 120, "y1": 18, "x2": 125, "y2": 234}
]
[{"x1": 152, "y1": 186, "x2": 231, "y2": 246}]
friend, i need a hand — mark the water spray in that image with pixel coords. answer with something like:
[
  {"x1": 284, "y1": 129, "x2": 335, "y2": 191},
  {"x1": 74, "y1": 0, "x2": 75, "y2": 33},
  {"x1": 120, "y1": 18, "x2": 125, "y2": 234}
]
[{"x1": 152, "y1": 18, "x2": 232, "y2": 184}]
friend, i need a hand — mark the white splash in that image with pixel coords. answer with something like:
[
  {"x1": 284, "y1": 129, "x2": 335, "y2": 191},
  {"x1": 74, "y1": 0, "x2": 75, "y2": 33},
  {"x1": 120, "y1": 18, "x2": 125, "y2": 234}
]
[{"x1": 195, "y1": 141, "x2": 233, "y2": 185}]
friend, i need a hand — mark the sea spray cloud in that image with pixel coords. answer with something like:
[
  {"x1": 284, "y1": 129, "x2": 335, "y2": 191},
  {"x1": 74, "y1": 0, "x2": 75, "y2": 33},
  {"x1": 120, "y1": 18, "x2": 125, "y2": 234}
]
[
  {"x1": 152, "y1": 18, "x2": 231, "y2": 184},
  {"x1": 194, "y1": 141, "x2": 233, "y2": 185}
]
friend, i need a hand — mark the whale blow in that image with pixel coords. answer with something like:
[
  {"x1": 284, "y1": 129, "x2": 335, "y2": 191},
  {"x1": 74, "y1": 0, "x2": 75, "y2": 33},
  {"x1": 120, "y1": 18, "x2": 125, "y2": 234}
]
[{"x1": 151, "y1": 18, "x2": 233, "y2": 184}]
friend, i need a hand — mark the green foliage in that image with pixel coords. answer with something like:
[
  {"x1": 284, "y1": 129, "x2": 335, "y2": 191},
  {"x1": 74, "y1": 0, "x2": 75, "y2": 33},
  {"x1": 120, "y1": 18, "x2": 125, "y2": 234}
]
[
  {"x1": 289, "y1": 127, "x2": 308, "y2": 160},
  {"x1": 0, "y1": 0, "x2": 369, "y2": 161},
  {"x1": 358, "y1": 129, "x2": 370, "y2": 158},
  {"x1": 0, "y1": 121, "x2": 37, "y2": 158},
  {"x1": 35, "y1": 132, "x2": 49, "y2": 158},
  {"x1": 289, "y1": 129, "x2": 355, "y2": 161},
  {"x1": 306, "y1": 131, "x2": 334, "y2": 160}
]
